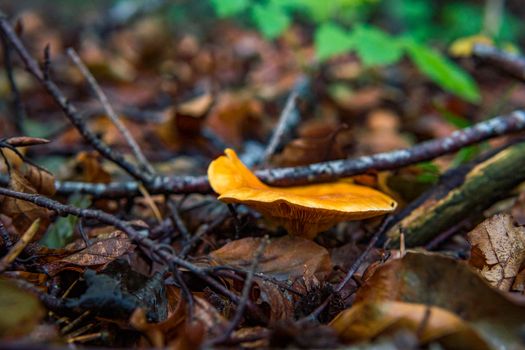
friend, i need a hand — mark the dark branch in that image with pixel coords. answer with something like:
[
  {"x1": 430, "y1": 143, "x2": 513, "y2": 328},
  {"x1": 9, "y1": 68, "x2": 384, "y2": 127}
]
[
  {"x1": 473, "y1": 44, "x2": 525, "y2": 82},
  {"x1": 23, "y1": 109, "x2": 525, "y2": 198},
  {"x1": 0, "y1": 186, "x2": 264, "y2": 319}
]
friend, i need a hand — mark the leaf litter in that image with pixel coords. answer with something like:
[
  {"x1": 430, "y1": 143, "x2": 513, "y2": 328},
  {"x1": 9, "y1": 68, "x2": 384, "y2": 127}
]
[{"x1": 1, "y1": 3, "x2": 525, "y2": 350}]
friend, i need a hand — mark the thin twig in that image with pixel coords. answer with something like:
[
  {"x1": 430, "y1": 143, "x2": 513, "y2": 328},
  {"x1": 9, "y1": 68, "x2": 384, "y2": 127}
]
[
  {"x1": 0, "y1": 186, "x2": 264, "y2": 320},
  {"x1": 0, "y1": 219, "x2": 12, "y2": 251},
  {"x1": 4, "y1": 109, "x2": 522, "y2": 198},
  {"x1": 207, "y1": 236, "x2": 268, "y2": 345},
  {"x1": 0, "y1": 31, "x2": 25, "y2": 133},
  {"x1": 0, "y1": 219, "x2": 40, "y2": 272},
  {"x1": 67, "y1": 48, "x2": 155, "y2": 175},
  {"x1": 299, "y1": 216, "x2": 393, "y2": 323},
  {"x1": 256, "y1": 110, "x2": 525, "y2": 186},
  {"x1": 262, "y1": 77, "x2": 309, "y2": 164},
  {"x1": 167, "y1": 198, "x2": 191, "y2": 242},
  {"x1": 473, "y1": 44, "x2": 525, "y2": 82},
  {"x1": 335, "y1": 216, "x2": 394, "y2": 293}
]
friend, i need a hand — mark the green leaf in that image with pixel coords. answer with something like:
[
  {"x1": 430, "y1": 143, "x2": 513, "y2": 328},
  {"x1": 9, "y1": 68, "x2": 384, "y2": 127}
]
[
  {"x1": 210, "y1": 0, "x2": 250, "y2": 17},
  {"x1": 41, "y1": 193, "x2": 91, "y2": 248},
  {"x1": 352, "y1": 25, "x2": 404, "y2": 66},
  {"x1": 405, "y1": 40, "x2": 480, "y2": 103},
  {"x1": 415, "y1": 162, "x2": 440, "y2": 184},
  {"x1": 251, "y1": 3, "x2": 291, "y2": 39},
  {"x1": 314, "y1": 23, "x2": 354, "y2": 61}
]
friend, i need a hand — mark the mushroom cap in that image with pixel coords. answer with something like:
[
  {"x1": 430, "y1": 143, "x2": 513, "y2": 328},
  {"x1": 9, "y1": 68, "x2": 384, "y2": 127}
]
[{"x1": 208, "y1": 149, "x2": 397, "y2": 239}]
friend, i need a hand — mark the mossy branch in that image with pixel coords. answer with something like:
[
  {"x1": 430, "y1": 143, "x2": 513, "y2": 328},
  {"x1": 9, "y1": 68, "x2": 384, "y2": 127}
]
[{"x1": 386, "y1": 139, "x2": 525, "y2": 247}]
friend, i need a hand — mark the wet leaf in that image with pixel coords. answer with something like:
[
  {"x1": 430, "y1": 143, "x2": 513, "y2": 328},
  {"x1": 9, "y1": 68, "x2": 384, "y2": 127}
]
[
  {"x1": 210, "y1": 235, "x2": 331, "y2": 321},
  {"x1": 331, "y1": 301, "x2": 490, "y2": 349},
  {"x1": 72, "y1": 151, "x2": 111, "y2": 183},
  {"x1": 354, "y1": 252, "x2": 525, "y2": 349},
  {"x1": 0, "y1": 279, "x2": 44, "y2": 339}
]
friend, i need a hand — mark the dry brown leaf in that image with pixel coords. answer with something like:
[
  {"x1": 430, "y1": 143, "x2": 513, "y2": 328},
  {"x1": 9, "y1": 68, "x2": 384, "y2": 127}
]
[
  {"x1": 209, "y1": 235, "x2": 331, "y2": 321},
  {"x1": 274, "y1": 120, "x2": 350, "y2": 167},
  {"x1": 73, "y1": 151, "x2": 111, "y2": 183},
  {"x1": 178, "y1": 93, "x2": 214, "y2": 117},
  {"x1": 511, "y1": 191, "x2": 525, "y2": 226},
  {"x1": 252, "y1": 277, "x2": 295, "y2": 322},
  {"x1": 355, "y1": 109, "x2": 410, "y2": 155},
  {"x1": 205, "y1": 92, "x2": 264, "y2": 146},
  {"x1": 44, "y1": 231, "x2": 134, "y2": 276},
  {"x1": 331, "y1": 301, "x2": 490, "y2": 349},
  {"x1": 0, "y1": 147, "x2": 55, "y2": 196},
  {"x1": 467, "y1": 214, "x2": 525, "y2": 291},
  {"x1": 210, "y1": 235, "x2": 332, "y2": 283},
  {"x1": 355, "y1": 251, "x2": 525, "y2": 349}
]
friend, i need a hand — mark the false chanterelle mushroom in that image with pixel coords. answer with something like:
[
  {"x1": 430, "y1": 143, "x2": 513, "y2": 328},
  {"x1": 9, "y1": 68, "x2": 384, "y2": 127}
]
[{"x1": 208, "y1": 149, "x2": 397, "y2": 239}]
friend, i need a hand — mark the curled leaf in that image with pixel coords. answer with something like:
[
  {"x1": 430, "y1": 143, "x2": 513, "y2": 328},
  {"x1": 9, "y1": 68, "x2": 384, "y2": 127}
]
[{"x1": 331, "y1": 301, "x2": 490, "y2": 349}]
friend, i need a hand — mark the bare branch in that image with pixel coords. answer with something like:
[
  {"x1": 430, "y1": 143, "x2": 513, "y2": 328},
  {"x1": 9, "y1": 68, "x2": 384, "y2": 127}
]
[{"x1": 66, "y1": 48, "x2": 155, "y2": 175}]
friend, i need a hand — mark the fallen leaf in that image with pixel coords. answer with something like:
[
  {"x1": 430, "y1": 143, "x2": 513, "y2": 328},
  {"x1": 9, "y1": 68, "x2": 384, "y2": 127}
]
[
  {"x1": 274, "y1": 120, "x2": 349, "y2": 167},
  {"x1": 205, "y1": 92, "x2": 264, "y2": 146},
  {"x1": 331, "y1": 301, "x2": 490, "y2": 349},
  {"x1": 4, "y1": 136, "x2": 50, "y2": 147},
  {"x1": 467, "y1": 214, "x2": 525, "y2": 291},
  {"x1": 44, "y1": 231, "x2": 134, "y2": 276},
  {"x1": 0, "y1": 171, "x2": 52, "y2": 239},
  {"x1": 0, "y1": 279, "x2": 44, "y2": 339},
  {"x1": 355, "y1": 109, "x2": 410, "y2": 155},
  {"x1": 72, "y1": 151, "x2": 112, "y2": 183},
  {"x1": 210, "y1": 235, "x2": 332, "y2": 283},
  {"x1": 355, "y1": 251, "x2": 525, "y2": 349},
  {"x1": 209, "y1": 235, "x2": 331, "y2": 321}
]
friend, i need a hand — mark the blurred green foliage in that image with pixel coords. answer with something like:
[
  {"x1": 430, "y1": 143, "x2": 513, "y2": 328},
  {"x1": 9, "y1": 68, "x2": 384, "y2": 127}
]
[{"x1": 204, "y1": 0, "x2": 522, "y2": 103}]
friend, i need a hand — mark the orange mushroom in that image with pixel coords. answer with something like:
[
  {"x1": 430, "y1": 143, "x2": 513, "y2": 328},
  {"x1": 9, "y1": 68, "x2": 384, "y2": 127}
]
[{"x1": 208, "y1": 149, "x2": 397, "y2": 239}]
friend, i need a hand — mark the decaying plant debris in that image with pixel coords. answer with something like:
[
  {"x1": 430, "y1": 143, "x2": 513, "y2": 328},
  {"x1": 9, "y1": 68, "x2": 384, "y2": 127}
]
[{"x1": 2, "y1": 2, "x2": 525, "y2": 349}]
